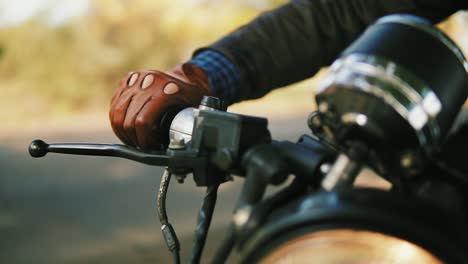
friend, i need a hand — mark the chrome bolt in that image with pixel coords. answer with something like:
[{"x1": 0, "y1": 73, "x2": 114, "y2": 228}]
[
  {"x1": 169, "y1": 137, "x2": 185, "y2": 150},
  {"x1": 174, "y1": 174, "x2": 186, "y2": 184},
  {"x1": 318, "y1": 102, "x2": 329, "y2": 113},
  {"x1": 320, "y1": 163, "x2": 332, "y2": 175},
  {"x1": 401, "y1": 154, "x2": 413, "y2": 169},
  {"x1": 400, "y1": 152, "x2": 423, "y2": 177},
  {"x1": 233, "y1": 206, "x2": 252, "y2": 228},
  {"x1": 307, "y1": 111, "x2": 323, "y2": 132}
]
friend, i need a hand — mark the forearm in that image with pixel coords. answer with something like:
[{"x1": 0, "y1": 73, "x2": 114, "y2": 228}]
[{"x1": 192, "y1": 0, "x2": 463, "y2": 105}]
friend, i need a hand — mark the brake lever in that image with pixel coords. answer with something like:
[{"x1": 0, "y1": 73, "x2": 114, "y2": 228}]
[{"x1": 28, "y1": 139, "x2": 170, "y2": 166}]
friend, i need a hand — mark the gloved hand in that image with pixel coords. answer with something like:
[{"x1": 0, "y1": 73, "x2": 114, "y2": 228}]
[{"x1": 109, "y1": 63, "x2": 210, "y2": 150}]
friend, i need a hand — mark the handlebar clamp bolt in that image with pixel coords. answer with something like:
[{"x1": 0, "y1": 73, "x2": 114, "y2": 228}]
[
  {"x1": 199, "y1": 96, "x2": 223, "y2": 111},
  {"x1": 320, "y1": 163, "x2": 332, "y2": 175},
  {"x1": 214, "y1": 148, "x2": 234, "y2": 170},
  {"x1": 175, "y1": 174, "x2": 186, "y2": 184},
  {"x1": 318, "y1": 102, "x2": 329, "y2": 113},
  {"x1": 400, "y1": 151, "x2": 423, "y2": 177},
  {"x1": 307, "y1": 111, "x2": 323, "y2": 133},
  {"x1": 169, "y1": 137, "x2": 186, "y2": 150},
  {"x1": 233, "y1": 206, "x2": 252, "y2": 229}
]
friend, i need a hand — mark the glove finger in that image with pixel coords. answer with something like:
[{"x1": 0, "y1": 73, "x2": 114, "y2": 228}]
[
  {"x1": 123, "y1": 93, "x2": 152, "y2": 147},
  {"x1": 110, "y1": 91, "x2": 135, "y2": 146},
  {"x1": 110, "y1": 107, "x2": 133, "y2": 146},
  {"x1": 109, "y1": 72, "x2": 139, "y2": 132},
  {"x1": 111, "y1": 72, "x2": 138, "y2": 107},
  {"x1": 122, "y1": 72, "x2": 165, "y2": 148},
  {"x1": 134, "y1": 79, "x2": 207, "y2": 149},
  {"x1": 110, "y1": 81, "x2": 124, "y2": 106},
  {"x1": 110, "y1": 121, "x2": 133, "y2": 146},
  {"x1": 134, "y1": 98, "x2": 169, "y2": 150}
]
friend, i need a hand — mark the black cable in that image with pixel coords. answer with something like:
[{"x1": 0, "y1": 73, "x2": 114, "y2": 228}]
[
  {"x1": 189, "y1": 184, "x2": 219, "y2": 264},
  {"x1": 212, "y1": 179, "x2": 306, "y2": 264},
  {"x1": 235, "y1": 173, "x2": 267, "y2": 209},
  {"x1": 157, "y1": 169, "x2": 181, "y2": 264},
  {"x1": 172, "y1": 251, "x2": 180, "y2": 264},
  {"x1": 211, "y1": 226, "x2": 236, "y2": 264},
  {"x1": 212, "y1": 171, "x2": 267, "y2": 263}
]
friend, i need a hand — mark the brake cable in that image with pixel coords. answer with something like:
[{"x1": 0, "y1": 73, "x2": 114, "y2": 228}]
[
  {"x1": 157, "y1": 168, "x2": 181, "y2": 264},
  {"x1": 189, "y1": 184, "x2": 220, "y2": 264}
]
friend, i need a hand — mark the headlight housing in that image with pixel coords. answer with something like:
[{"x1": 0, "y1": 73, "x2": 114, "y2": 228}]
[
  {"x1": 315, "y1": 15, "x2": 468, "y2": 177},
  {"x1": 239, "y1": 189, "x2": 467, "y2": 263}
]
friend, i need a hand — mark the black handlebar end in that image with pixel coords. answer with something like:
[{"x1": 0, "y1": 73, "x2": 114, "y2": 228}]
[{"x1": 29, "y1": 140, "x2": 49, "y2": 158}]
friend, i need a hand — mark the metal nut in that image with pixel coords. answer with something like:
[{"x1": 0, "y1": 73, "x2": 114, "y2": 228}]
[{"x1": 233, "y1": 206, "x2": 252, "y2": 228}]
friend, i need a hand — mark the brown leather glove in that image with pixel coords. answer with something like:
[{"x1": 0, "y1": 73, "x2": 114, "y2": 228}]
[{"x1": 109, "y1": 63, "x2": 210, "y2": 150}]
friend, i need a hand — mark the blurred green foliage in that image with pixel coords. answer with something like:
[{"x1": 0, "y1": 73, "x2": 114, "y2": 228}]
[
  {"x1": 0, "y1": 1, "x2": 465, "y2": 123},
  {"x1": 0, "y1": 0, "x2": 284, "y2": 121}
]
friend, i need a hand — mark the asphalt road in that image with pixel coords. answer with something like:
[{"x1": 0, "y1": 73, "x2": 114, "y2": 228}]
[{"x1": 1, "y1": 115, "x2": 310, "y2": 264}]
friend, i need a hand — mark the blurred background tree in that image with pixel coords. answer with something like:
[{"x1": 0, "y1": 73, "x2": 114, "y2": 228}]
[
  {"x1": 0, "y1": 0, "x2": 283, "y2": 124},
  {"x1": 0, "y1": 0, "x2": 466, "y2": 125}
]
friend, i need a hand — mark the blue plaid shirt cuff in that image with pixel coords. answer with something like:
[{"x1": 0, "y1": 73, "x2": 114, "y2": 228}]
[{"x1": 188, "y1": 50, "x2": 240, "y2": 104}]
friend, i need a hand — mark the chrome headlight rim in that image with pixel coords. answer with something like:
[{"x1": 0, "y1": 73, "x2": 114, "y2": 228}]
[{"x1": 318, "y1": 54, "x2": 442, "y2": 148}]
